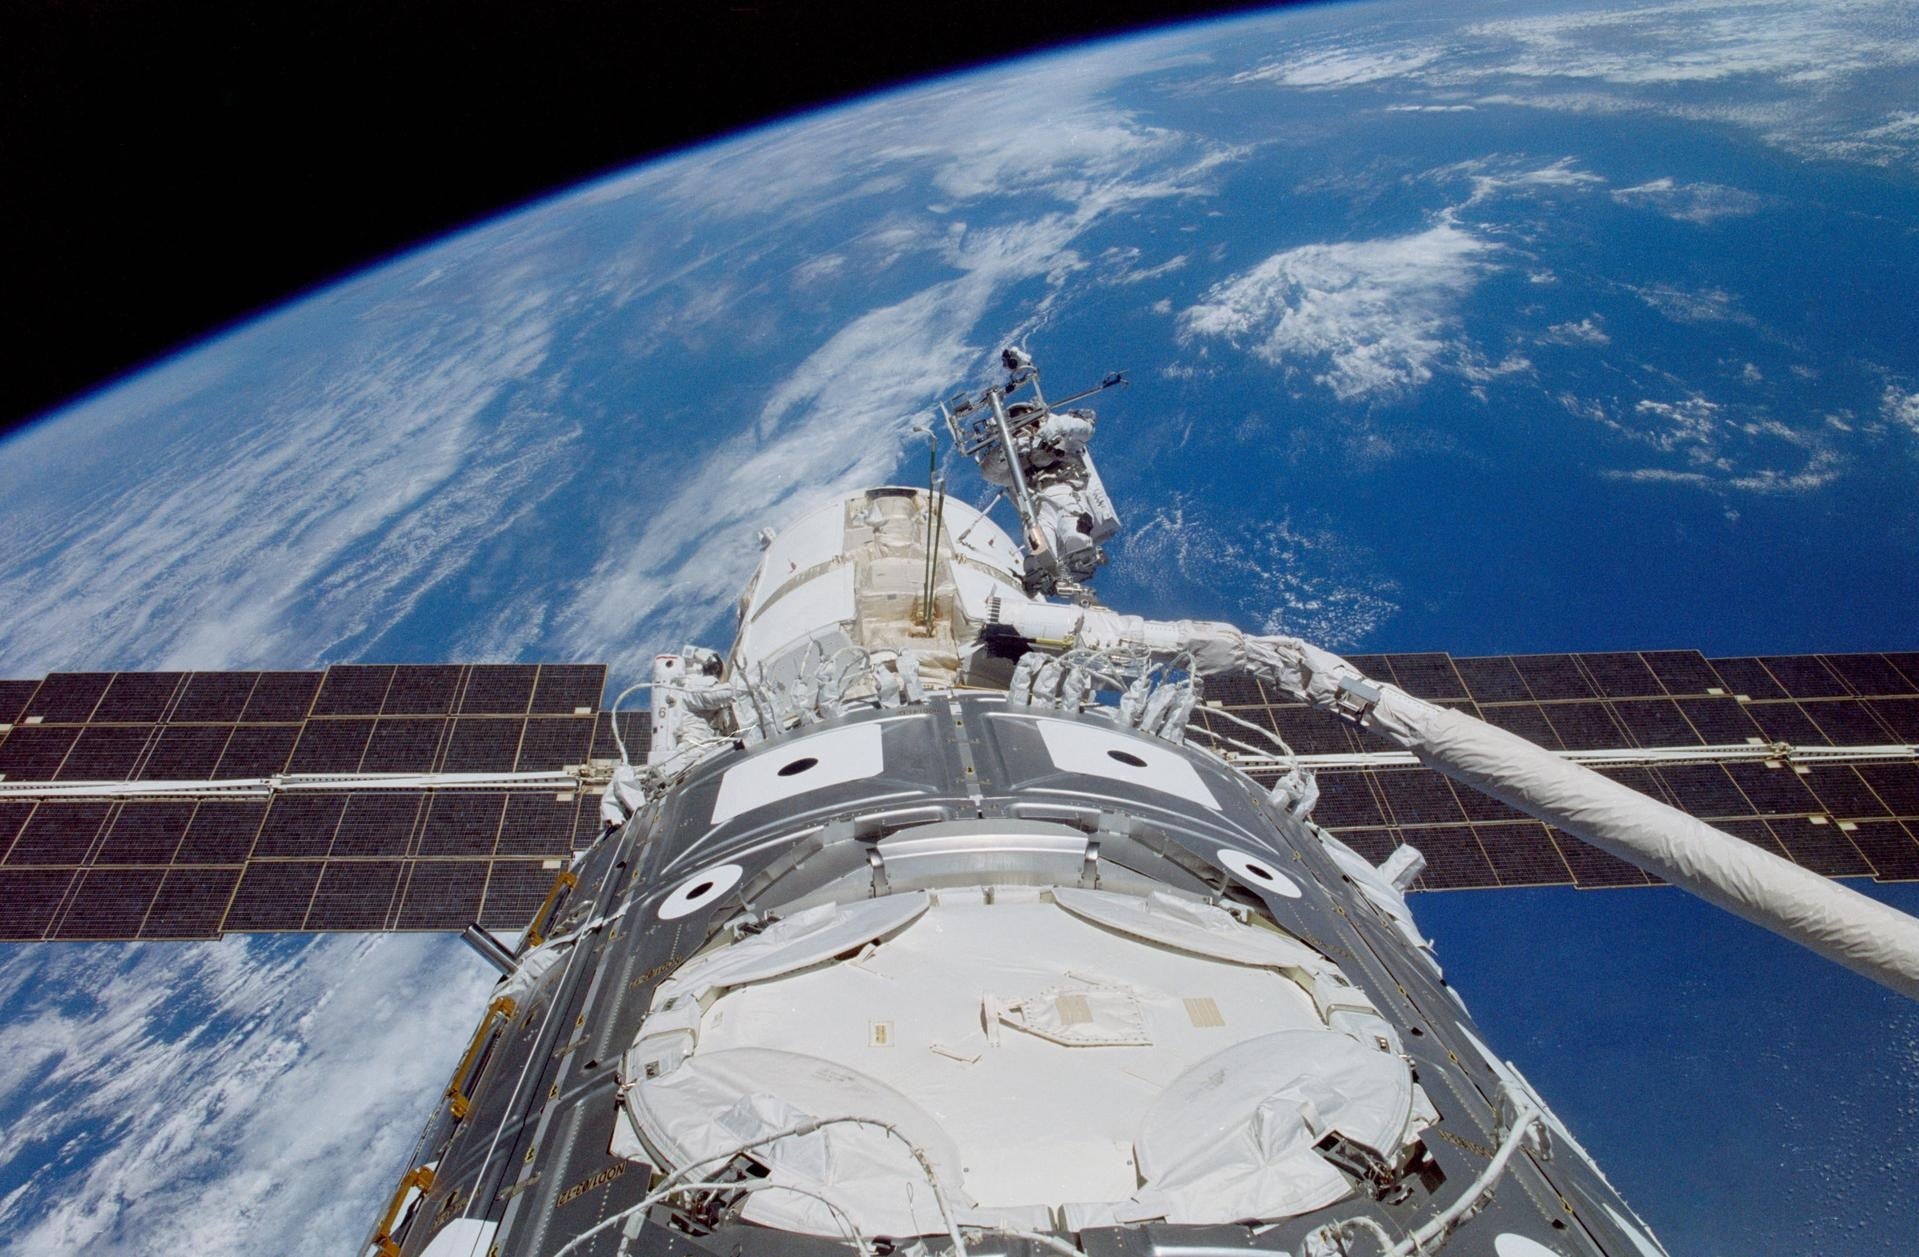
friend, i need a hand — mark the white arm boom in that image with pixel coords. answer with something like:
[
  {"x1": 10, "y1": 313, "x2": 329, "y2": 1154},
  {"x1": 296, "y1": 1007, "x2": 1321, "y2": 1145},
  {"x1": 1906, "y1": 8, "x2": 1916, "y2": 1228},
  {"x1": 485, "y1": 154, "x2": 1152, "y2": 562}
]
[
  {"x1": 991, "y1": 605, "x2": 1919, "y2": 1000},
  {"x1": 1269, "y1": 634, "x2": 1919, "y2": 999}
]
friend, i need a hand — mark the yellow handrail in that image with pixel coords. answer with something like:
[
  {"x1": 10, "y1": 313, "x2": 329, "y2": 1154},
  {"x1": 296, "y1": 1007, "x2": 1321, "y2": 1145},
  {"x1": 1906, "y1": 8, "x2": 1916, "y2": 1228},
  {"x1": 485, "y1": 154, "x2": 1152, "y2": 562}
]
[
  {"x1": 524, "y1": 870, "x2": 580, "y2": 948},
  {"x1": 370, "y1": 1164, "x2": 436, "y2": 1256},
  {"x1": 445, "y1": 996, "x2": 516, "y2": 1120}
]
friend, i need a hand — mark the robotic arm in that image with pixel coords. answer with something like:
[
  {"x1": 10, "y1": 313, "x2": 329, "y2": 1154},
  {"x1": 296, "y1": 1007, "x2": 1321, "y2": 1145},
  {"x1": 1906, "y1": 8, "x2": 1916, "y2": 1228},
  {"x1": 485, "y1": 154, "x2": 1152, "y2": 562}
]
[{"x1": 984, "y1": 602, "x2": 1919, "y2": 1000}]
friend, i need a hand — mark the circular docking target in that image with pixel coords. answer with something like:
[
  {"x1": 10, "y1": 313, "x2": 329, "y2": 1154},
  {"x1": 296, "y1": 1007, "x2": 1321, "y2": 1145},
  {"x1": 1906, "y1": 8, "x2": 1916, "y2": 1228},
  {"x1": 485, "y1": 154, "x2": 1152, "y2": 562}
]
[
  {"x1": 1217, "y1": 847, "x2": 1303, "y2": 898},
  {"x1": 659, "y1": 863, "x2": 745, "y2": 920}
]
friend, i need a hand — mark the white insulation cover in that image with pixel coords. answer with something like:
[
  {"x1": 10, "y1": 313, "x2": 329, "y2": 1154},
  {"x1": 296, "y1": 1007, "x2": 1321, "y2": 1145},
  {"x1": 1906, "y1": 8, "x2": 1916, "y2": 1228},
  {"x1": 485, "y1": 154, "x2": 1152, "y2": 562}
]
[
  {"x1": 1052, "y1": 888, "x2": 1326, "y2": 974},
  {"x1": 1250, "y1": 636, "x2": 1919, "y2": 1001},
  {"x1": 650, "y1": 894, "x2": 930, "y2": 1008},
  {"x1": 629, "y1": 1046, "x2": 967, "y2": 1238},
  {"x1": 1132, "y1": 1029, "x2": 1414, "y2": 1223}
]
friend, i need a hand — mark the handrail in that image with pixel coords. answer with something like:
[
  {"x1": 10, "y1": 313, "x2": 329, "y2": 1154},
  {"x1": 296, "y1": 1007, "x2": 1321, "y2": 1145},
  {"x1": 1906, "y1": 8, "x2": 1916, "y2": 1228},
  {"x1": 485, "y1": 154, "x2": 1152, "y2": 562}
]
[
  {"x1": 369, "y1": 1164, "x2": 436, "y2": 1257},
  {"x1": 523, "y1": 870, "x2": 580, "y2": 949},
  {"x1": 445, "y1": 997, "x2": 516, "y2": 1120},
  {"x1": 0, "y1": 768, "x2": 587, "y2": 801},
  {"x1": 1218, "y1": 739, "x2": 1919, "y2": 773}
]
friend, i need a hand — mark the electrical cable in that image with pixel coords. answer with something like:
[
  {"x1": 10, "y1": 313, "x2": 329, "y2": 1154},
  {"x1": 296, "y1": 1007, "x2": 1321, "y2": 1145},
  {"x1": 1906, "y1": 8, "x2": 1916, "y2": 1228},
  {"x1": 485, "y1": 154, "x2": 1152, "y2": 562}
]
[
  {"x1": 1310, "y1": 1099, "x2": 1545, "y2": 1257},
  {"x1": 632, "y1": 1179, "x2": 873, "y2": 1257},
  {"x1": 553, "y1": 1111, "x2": 971, "y2": 1257}
]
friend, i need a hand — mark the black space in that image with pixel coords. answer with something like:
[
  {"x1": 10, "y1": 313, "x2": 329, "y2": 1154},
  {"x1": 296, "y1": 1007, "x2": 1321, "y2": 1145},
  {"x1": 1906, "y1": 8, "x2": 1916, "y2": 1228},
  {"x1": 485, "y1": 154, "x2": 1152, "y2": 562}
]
[{"x1": 2, "y1": 0, "x2": 1302, "y2": 435}]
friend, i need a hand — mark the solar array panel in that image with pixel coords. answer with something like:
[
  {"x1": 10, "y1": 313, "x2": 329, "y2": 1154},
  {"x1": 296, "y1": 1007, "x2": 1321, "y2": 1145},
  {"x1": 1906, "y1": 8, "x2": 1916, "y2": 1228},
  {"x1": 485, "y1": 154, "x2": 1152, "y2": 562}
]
[
  {"x1": 0, "y1": 663, "x2": 630, "y2": 941},
  {"x1": 0, "y1": 663, "x2": 608, "y2": 783},
  {"x1": 2, "y1": 651, "x2": 1914, "y2": 940},
  {"x1": 1193, "y1": 649, "x2": 1919, "y2": 893},
  {"x1": 0, "y1": 790, "x2": 602, "y2": 941}
]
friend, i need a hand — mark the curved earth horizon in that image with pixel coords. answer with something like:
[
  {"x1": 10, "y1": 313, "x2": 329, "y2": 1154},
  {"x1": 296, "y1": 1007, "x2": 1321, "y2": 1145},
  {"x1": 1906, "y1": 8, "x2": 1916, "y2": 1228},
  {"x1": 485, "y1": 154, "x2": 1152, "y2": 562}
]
[{"x1": 1, "y1": 1, "x2": 1916, "y2": 1252}]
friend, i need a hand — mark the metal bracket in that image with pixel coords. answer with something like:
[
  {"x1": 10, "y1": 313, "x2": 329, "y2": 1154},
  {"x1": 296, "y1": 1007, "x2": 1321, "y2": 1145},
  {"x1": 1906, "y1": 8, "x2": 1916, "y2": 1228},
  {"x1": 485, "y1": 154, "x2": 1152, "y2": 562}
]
[
  {"x1": 1079, "y1": 838, "x2": 1102, "y2": 889},
  {"x1": 1314, "y1": 1131, "x2": 1413, "y2": 1204},
  {"x1": 1331, "y1": 675, "x2": 1382, "y2": 725}
]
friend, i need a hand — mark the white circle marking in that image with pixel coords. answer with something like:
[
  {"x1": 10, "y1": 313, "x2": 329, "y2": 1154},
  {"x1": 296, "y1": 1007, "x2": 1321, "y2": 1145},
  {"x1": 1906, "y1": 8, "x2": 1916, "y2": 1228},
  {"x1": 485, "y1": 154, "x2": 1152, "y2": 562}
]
[
  {"x1": 1217, "y1": 848, "x2": 1302, "y2": 898},
  {"x1": 659, "y1": 863, "x2": 745, "y2": 920}
]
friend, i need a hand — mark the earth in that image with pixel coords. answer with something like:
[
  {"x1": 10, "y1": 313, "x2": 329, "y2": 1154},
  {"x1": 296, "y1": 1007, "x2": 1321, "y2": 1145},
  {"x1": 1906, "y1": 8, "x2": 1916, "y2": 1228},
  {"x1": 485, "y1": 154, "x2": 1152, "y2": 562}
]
[{"x1": 2, "y1": 1, "x2": 1917, "y2": 1252}]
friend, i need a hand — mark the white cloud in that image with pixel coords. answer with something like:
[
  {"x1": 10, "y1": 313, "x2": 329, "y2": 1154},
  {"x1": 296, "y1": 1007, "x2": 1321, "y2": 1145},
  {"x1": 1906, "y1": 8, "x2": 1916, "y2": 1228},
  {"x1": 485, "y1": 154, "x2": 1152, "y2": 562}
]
[
  {"x1": 1098, "y1": 247, "x2": 1189, "y2": 284},
  {"x1": 1604, "y1": 451, "x2": 1841, "y2": 493},
  {"x1": 1565, "y1": 390, "x2": 1844, "y2": 493},
  {"x1": 1810, "y1": 107, "x2": 1919, "y2": 165},
  {"x1": 1630, "y1": 282, "x2": 1754, "y2": 326},
  {"x1": 1633, "y1": 396, "x2": 1725, "y2": 452},
  {"x1": 1455, "y1": 348, "x2": 1533, "y2": 388},
  {"x1": 1883, "y1": 386, "x2": 1919, "y2": 432},
  {"x1": 1470, "y1": 90, "x2": 1641, "y2": 118},
  {"x1": 1612, "y1": 176, "x2": 1762, "y2": 223},
  {"x1": 1235, "y1": 45, "x2": 1441, "y2": 89},
  {"x1": 917, "y1": 106, "x2": 1196, "y2": 205},
  {"x1": 1465, "y1": 156, "x2": 1606, "y2": 205},
  {"x1": 1419, "y1": 156, "x2": 1606, "y2": 208},
  {"x1": 0, "y1": 277, "x2": 569, "y2": 674},
  {"x1": 1860, "y1": 110, "x2": 1919, "y2": 140},
  {"x1": 1232, "y1": 0, "x2": 1919, "y2": 170},
  {"x1": 626, "y1": 41, "x2": 1232, "y2": 220},
  {"x1": 1457, "y1": 0, "x2": 1919, "y2": 94},
  {"x1": 791, "y1": 253, "x2": 846, "y2": 285},
  {"x1": 0, "y1": 936, "x2": 494, "y2": 1255},
  {"x1": 1540, "y1": 316, "x2": 1611, "y2": 346},
  {"x1": 1177, "y1": 218, "x2": 1497, "y2": 400}
]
